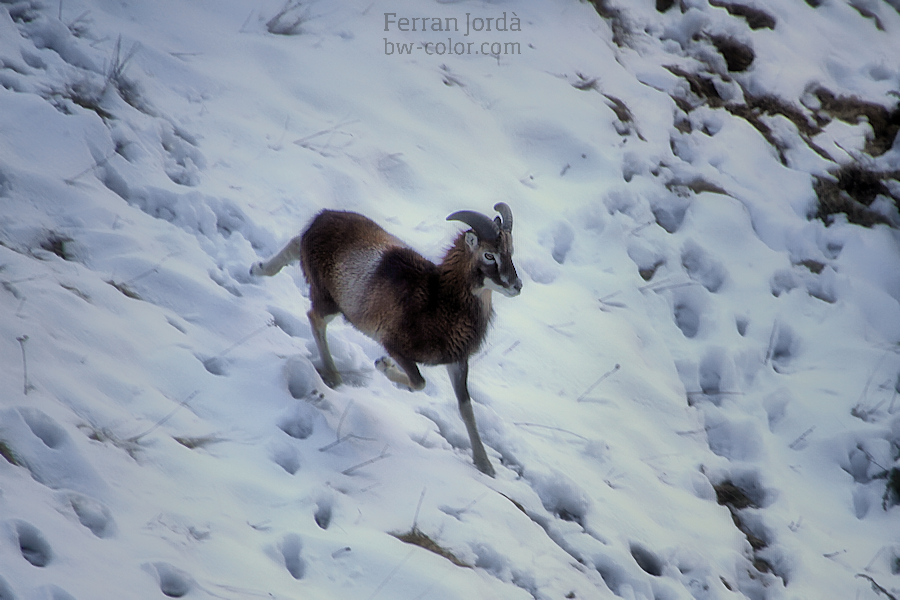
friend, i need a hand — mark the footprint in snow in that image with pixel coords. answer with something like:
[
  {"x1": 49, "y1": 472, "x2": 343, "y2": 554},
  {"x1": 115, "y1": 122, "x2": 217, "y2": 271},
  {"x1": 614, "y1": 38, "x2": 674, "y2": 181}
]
[
  {"x1": 11, "y1": 520, "x2": 53, "y2": 568},
  {"x1": 268, "y1": 306, "x2": 308, "y2": 338},
  {"x1": 280, "y1": 533, "x2": 307, "y2": 580},
  {"x1": 61, "y1": 491, "x2": 116, "y2": 538},
  {"x1": 270, "y1": 441, "x2": 301, "y2": 475},
  {"x1": 314, "y1": 496, "x2": 333, "y2": 530},
  {"x1": 672, "y1": 288, "x2": 704, "y2": 339},
  {"x1": 283, "y1": 356, "x2": 319, "y2": 400},
  {"x1": 650, "y1": 196, "x2": 690, "y2": 233},
  {"x1": 145, "y1": 562, "x2": 195, "y2": 598},
  {"x1": 630, "y1": 542, "x2": 665, "y2": 577},
  {"x1": 278, "y1": 401, "x2": 318, "y2": 440},
  {"x1": 681, "y1": 239, "x2": 727, "y2": 293},
  {"x1": 549, "y1": 220, "x2": 574, "y2": 264}
]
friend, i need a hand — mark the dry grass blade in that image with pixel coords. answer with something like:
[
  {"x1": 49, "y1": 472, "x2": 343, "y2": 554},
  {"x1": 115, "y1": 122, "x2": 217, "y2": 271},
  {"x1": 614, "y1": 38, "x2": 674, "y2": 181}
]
[{"x1": 391, "y1": 529, "x2": 471, "y2": 568}]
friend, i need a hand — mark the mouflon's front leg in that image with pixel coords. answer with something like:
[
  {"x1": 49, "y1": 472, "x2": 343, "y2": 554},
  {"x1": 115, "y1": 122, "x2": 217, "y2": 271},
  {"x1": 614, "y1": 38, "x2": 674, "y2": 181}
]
[{"x1": 447, "y1": 360, "x2": 495, "y2": 477}]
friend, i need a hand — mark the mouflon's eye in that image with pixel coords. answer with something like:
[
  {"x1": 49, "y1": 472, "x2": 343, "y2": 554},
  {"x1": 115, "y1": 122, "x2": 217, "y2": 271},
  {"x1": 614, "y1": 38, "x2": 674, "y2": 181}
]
[{"x1": 483, "y1": 252, "x2": 495, "y2": 262}]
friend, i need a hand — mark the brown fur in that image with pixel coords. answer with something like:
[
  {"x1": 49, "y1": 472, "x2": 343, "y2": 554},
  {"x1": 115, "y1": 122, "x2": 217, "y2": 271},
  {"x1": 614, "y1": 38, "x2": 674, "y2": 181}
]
[
  {"x1": 251, "y1": 207, "x2": 522, "y2": 476},
  {"x1": 299, "y1": 211, "x2": 508, "y2": 367}
]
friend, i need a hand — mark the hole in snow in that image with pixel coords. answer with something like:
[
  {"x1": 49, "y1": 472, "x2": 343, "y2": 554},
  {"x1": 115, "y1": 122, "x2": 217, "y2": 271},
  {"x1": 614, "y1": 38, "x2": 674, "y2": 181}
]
[
  {"x1": 199, "y1": 355, "x2": 229, "y2": 376},
  {"x1": 284, "y1": 356, "x2": 318, "y2": 399},
  {"x1": 314, "y1": 500, "x2": 333, "y2": 530},
  {"x1": 714, "y1": 471, "x2": 769, "y2": 509},
  {"x1": 20, "y1": 409, "x2": 67, "y2": 449},
  {"x1": 674, "y1": 301, "x2": 700, "y2": 338},
  {"x1": 151, "y1": 562, "x2": 194, "y2": 598},
  {"x1": 281, "y1": 534, "x2": 307, "y2": 580},
  {"x1": 278, "y1": 408, "x2": 315, "y2": 440},
  {"x1": 630, "y1": 543, "x2": 664, "y2": 576},
  {"x1": 67, "y1": 492, "x2": 116, "y2": 538},
  {"x1": 271, "y1": 444, "x2": 301, "y2": 475},
  {"x1": 16, "y1": 521, "x2": 52, "y2": 567},
  {"x1": 681, "y1": 240, "x2": 726, "y2": 292},
  {"x1": 269, "y1": 307, "x2": 308, "y2": 338},
  {"x1": 768, "y1": 325, "x2": 795, "y2": 372},
  {"x1": 550, "y1": 221, "x2": 574, "y2": 264},
  {"x1": 651, "y1": 199, "x2": 689, "y2": 233}
]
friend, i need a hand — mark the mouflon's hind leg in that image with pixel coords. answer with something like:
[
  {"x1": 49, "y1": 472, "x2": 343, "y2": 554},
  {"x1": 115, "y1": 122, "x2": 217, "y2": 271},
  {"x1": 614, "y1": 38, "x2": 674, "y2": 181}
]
[
  {"x1": 250, "y1": 236, "x2": 303, "y2": 277},
  {"x1": 375, "y1": 354, "x2": 425, "y2": 391},
  {"x1": 308, "y1": 309, "x2": 342, "y2": 388},
  {"x1": 447, "y1": 360, "x2": 495, "y2": 477}
]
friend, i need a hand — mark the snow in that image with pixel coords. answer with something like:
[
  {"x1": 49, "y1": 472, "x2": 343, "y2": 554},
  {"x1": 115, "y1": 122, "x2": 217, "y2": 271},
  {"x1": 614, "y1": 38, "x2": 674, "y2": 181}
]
[{"x1": 1, "y1": 0, "x2": 899, "y2": 598}]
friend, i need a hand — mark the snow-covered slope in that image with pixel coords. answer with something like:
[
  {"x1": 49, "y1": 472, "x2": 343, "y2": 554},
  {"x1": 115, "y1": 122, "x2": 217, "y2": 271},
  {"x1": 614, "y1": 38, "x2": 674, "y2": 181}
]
[{"x1": 1, "y1": 0, "x2": 899, "y2": 598}]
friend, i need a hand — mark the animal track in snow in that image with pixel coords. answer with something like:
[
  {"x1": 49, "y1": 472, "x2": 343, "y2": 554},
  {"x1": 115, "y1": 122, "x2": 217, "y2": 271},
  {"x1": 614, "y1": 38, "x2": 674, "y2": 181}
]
[
  {"x1": 125, "y1": 187, "x2": 265, "y2": 251},
  {"x1": 161, "y1": 123, "x2": 205, "y2": 187},
  {"x1": 650, "y1": 196, "x2": 690, "y2": 233},
  {"x1": 626, "y1": 242, "x2": 665, "y2": 281},
  {"x1": 14, "y1": 520, "x2": 52, "y2": 567},
  {"x1": 271, "y1": 442, "x2": 301, "y2": 475},
  {"x1": 771, "y1": 265, "x2": 837, "y2": 303},
  {"x1": 268, "y1": 307, "x2": 308, "y2": 338},
  {"x1": 681, "y1": 239, "x2": 726, "y2": 292},
  {"x1": 766, "y1": 322, "x2": 796, "y2": 373},
  {"x1": 280, "y1": 533, "x2": 307, "y2": 580},
  {"x1": 0, "y1": 408, "x2": 107, "y2": 495},
  {"x1": 697, "y1": 347, "x2": 737, "y2": 400},
  {"x1": 770, "y1": 269, "x2": 799, "y2": 297},
  {"x1": 471, "y1": 542, "x2": 540, "y2": 598},
  {"x1": 594, "y1": 551, "x2": 655, "y2": 599},
  {"x1": 549, "y1": 221, "x2": 574, "y2": 264},
  {"x1": 417, "y1": 406, "x2": 469, "y2": 452},
  {"x1": 64, "y1": 491, "x2": 116, "y2": 538},
  {"x1": 283, "y1": 356, "x2": 318, "y2": 399},
  {"x1": 198, "y1": 354, "x2": 229, "y2": 376},
  {"x1": 672, "y1": 288, "x2": 704, "y2": 339},
  {"x1": 629, "y1": 542, "x2": 664, "y2": 577},
  {"x1": 705, "y1": 410, "x2": 765, "y2": 461},
  {"x1": 314, "y1": 496, "x2": 334, "y2": 530},
  {"x1": 146, "y1": 562, "x2": 195, "y2": 598},
  {"x1": 278, "y1": 402, "x2": 317, "y2": 440},
  {"x1": 526, "y1": 469, "x2": 590, "y2": 528},
  {"x1": 735, "y1": 314, "x2": 749, "y2": 337},
  {"x1": 19, "y1": 408, "x2": 66, "y2": 450}
]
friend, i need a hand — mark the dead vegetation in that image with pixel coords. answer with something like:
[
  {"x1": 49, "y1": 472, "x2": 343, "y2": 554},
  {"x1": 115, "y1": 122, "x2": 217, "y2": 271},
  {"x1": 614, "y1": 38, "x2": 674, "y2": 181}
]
[
  {"x1": 587, "y1": 0, "x2": 900, "y2": 230},
  {"x1": 173, "y1": 435, "x2": 225, "y2": 450},
  {"x1": 884, "y1": 468, "x2": 900, "y2": 511},
  {"x1": 809, "y1": 88, "x2": 900, "y2": 157},
  {"x1": 714, "y1": 480, "x2": 783, "y2": 581},
  {"x1": 582, "y1": 0, "x2": 630, "y2": 46},
  {"x1": 666, "y1": 176, "x2": 729, "y2": 197},
  {"x1": 106, "y1": 280, "x2": 142, "y2": 300},
  {"x1": 391, "y1": 529, "x2": 471, "y2": 568},
  {"x1": 709, "y1": 1, "x2": 776, "y2": 30},
  {"x1": 664, "y1": 62, "x2": 900, "y2": 228},
  {"x1": 656, "y1": 0, "x2": 677, "y2": 12},
  {"x1": 814, "y1": 164, "x2": 900, "y2": 227},
  {"x1": 265, "y1": 1, "x2": 309, "y2": 36},
  {"x1": 849, "y1": 3, "x2": 885, "y2": 31},
  {"x1": 708, "y1": 34, "x2": 755, "y2": 72},
  {"x1": 39, "y1": 232, "x2": 75, "y2": 261},
  {"x1": 0, "y1": 440, "x2": 22, "y2": 466}
]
